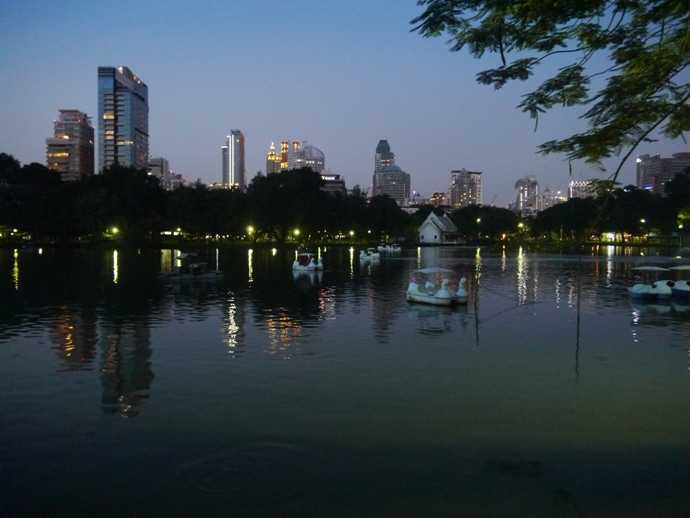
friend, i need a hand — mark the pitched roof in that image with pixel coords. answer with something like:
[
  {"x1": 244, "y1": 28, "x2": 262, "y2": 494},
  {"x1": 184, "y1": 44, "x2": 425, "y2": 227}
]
[{"x1": 421, "y1": 211, "x2": 457, "y2": 233}]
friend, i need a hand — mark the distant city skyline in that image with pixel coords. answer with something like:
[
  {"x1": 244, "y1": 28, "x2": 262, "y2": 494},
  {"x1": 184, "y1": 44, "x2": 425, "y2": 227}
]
[{"x1": 2, "y1": 1, "x2": 687, "y2": 207}]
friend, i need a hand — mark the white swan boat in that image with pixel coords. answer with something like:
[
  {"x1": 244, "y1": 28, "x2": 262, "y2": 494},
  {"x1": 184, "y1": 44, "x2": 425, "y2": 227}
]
[
  {"x1": 406, "y1": 267, "x2": 468, "y2": 306},
  {"x1": 293, "y1": 251, "x2": 323, "y2": 271},
  {"x1": 360, "y1": 248, "x2": 381, "y2": 261},
  {"x1": 628, "y1": 266, "x2": 672, "y2": 300}
]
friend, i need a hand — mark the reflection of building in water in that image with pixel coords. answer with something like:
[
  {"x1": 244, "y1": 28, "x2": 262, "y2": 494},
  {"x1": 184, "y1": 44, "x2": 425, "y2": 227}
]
[
  {"x1": 50, "y1": 307, "x2": 99, "y2": 371},
  {"x1": 100, "y1": 322, "x2": 154, "y2": 418}
]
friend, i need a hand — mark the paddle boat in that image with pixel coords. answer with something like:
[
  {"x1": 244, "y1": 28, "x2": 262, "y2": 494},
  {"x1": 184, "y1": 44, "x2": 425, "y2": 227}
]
[
  {"x1": 628, "y1": 266, "x2": 673, "y2": 300},
  {"x1": 159, "y1": 261, "x2": 224, "y2": 281},
  {"x1": 669, "y1": 265, "x2": 690, "y2": 298},
  {"x1": 360, "y1": 248, "x2": 381, "y2": 262},
  {"x1": 293, "y1": 251, "x2": 323, "y2": 271},
  {"x1": 390, "y1": 243, "x2": 401, "y2": 253},
  {"x1": 406, "y1": 267, "x2": 468, "y2": 306}
]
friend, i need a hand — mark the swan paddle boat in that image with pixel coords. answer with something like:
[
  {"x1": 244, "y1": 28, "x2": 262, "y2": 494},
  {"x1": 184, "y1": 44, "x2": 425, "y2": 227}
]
[
  {"x1": 293, "y1": 251, "x2": 323, "y2": 271},
  {"x1": 628, "y1": 266, "x2": 673, "y2": 300},
  {"x1": 407, "y1": 267, "x2": 468, "y2": 306},
  {"x1": 360, "y1": 248, "x2": 381, "y2": 262}
]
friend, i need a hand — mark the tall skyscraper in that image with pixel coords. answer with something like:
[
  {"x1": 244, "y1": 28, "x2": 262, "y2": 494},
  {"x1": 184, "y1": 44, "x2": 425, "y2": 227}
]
[
  {"x1": 46, "y1": 109, "x2": 94, "y2": 181},
  {"x1": 515, "y1": 175, "x2": 539, "y2": 214},
  {"x1": 265, "y1": 142, "x2": 281, "y2": 174},
  {"x1": 372, "y1": 140, "x2": 409, "y2": 202},
  {"x1": 374, "y1": 140, "x2": 395, "y2": 172},
  {"x1": 449, "y1": 169, "x2": 482, "y2": 207},
  {"x1": 221, "y1": 130, "x2": 245, "y2": 189},
  {"x1": 97, "y1": 66, "x2": 149, "y2": 172}
]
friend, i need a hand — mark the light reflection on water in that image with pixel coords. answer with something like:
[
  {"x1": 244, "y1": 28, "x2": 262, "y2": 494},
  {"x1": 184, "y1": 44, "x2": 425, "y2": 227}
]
[{"x1": 1, "y1": 245, "x2": 690, "y2": 515}]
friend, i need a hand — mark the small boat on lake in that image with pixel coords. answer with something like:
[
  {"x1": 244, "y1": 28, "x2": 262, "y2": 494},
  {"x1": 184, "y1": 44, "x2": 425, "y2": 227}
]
[
  {"x1": 407, "y1": 267, "x2": 468, "y2": 306},
  {"x1": 669, "y1": 265, "x2": 690, "y2": 298},
  {"x1": 360, "y1": 248, "x2": 381, "y2": 262},
  {"x1": 159, "y1": 261, "x2": 224, "y2": 281},
  {"x1": 293, "y1": 251, "x2": 323, "y2": 271},
  {"x1": 628, "y1": 266, "x2": 672, "y2": 300}
]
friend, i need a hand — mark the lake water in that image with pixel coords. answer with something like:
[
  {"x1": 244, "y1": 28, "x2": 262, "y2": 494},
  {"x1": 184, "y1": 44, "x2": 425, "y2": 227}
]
[{"x1": 1, "y1": 245, "x2": 689, "y2": 517}]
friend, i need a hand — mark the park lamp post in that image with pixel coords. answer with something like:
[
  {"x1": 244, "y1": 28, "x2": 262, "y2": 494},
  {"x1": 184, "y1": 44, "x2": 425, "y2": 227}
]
[{"x1": 640, "y1": 218, "x2": 646, "y2": 242}]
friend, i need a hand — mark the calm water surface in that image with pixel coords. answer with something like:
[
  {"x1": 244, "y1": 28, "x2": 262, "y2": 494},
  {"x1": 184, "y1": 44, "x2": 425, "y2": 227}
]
[{"x1": 1, "y1": 245, "x2": 689, "y2": 516}]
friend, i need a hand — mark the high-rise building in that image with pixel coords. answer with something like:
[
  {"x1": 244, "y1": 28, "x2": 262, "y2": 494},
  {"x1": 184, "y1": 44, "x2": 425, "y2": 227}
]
[
  {"x1": 568, "y1": 180, "x2": 595, "y2": 199},
  {"x1": 449, "y1": 169, "x2": 482, "y2": 207},
  {"x1": 321, "y1": 174, "x2": 347, "y2": 196},
  {"x1": 373, "y1": 165, "x2": 410, "y2": 203},
  {"x1": 515, "y1": 175, "x2": 539, "y2": 215},
  {"x1": 280, "y1": 141, "x2": 289, "y2": 170},
  {"x1": 372, "y1": 140, "x2": 409, "y2": 201},
  {"x1": 374, "y1": 140, "x2": 395, "y2": 172},
  {"x1": 46, "y1": 109, "x2": 94, "y2": 181},
  {"x1": 288, "y1": 141, "x2": 325, "y2": 173},
  {"x1": 221, "y1": 130, "x2": 245, "y2": 189},
  {"x1": 97, "y1": 66, "x2": 149, "y2": 172},
  {"x1": 265, "y1": 142, "x2": 281, "y2": 174},
  {"x1": 636, "y1": 152, "x2": 690, "y2": 195},
  {"x1": 540, "y1": 186, "x2": 566, "y2": 210},
  {"x1": 147, "y1": 157, "x2": 170, "y2": 189}
]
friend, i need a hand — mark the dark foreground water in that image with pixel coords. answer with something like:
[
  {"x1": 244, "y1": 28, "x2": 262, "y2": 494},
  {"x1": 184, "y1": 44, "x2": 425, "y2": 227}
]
[{"x1": 1, "y1": 244, "x2": 689, "y2": 517}]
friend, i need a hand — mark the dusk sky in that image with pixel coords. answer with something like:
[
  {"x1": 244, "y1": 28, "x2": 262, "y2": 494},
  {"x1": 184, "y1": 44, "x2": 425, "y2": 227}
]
[{"x1": 2, "y1": 0, "x2": 688, "y2": 207}]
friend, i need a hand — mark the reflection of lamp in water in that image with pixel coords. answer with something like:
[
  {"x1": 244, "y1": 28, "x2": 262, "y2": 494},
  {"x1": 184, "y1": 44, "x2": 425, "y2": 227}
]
[{"x1": 247, "y1": 248, "x2": 253, "y2": 282}]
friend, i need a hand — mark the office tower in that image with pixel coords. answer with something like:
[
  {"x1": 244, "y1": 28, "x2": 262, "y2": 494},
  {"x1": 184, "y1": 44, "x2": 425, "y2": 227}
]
[
  {"x1": 287, "y1": 141, "x2": 325, "y2": 173},
  {"x1": 568, "y1": 180, "x2": 595, "y2": 199},
  {"x1": 221, "y1": 130, "x2": 245, "y2": 189},
  {"x1": 449, "y1": 169, "x2": 482, "y2": 207},
  {"x1": 373, "y1": 165, "x2": 410, "y2": 202},
  {"x1": 97, "y1": 67, "x2": 149, "y2": 172},
  {"x1": 374, "y1": 140, "x2": 395, "y2": 172},
  {"x1": 46, "y1": 110, "x2": 94, "y2": 181},
  {"x1": 372, "y1": 140, "x2": 409, "y2": 202},
  {"x1": 321, "y1": 174, "x2": 347, "y2": 196},
  {"x1": 147, "y1": 157, "x2": 170, "y2": 189},
  {"x1": 266, "y1": 142, "x2": 281, "y2": 174},
  {"x1": 636, "y1": 152, "x2": 690, "y2": 195},
  {"x1": 280, "y1": 142, "x2": 289, "y2": 170},
  {"x1": 515, "y1": 175, "x2": 539, "y2": 215}
]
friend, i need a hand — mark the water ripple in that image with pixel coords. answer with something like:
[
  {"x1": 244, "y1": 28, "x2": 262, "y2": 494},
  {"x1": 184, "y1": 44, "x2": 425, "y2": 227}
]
[{"x1": 179, "y1": 442, "x2": 317, "y2": 504}]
